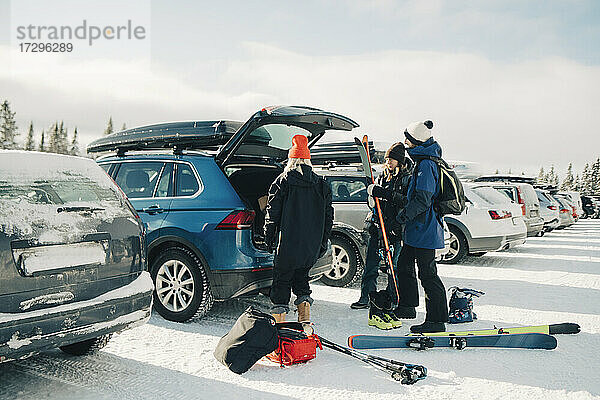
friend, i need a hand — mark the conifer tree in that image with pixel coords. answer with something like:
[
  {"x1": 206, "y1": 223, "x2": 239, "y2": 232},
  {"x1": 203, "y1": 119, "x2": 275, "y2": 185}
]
[
  {"x1": 25, "y1": 122, "x2": 35, "y2": 151},
  {"x1": 121, "y1": 123, "x2": 127, "y2": 131},
  {"x1": 58, "y1": 121, "x2": 69, "y2": 154},
  {"x1": 561, "y1": 163, "x2": 574, "y2": 190},
  {"x1": 592, "y1": 158, "x2": 600, "y2": 195},
  {"x1": 48, "y1": 122, "x2": 59, "y2": 153},
  {"x1": 537, "y1": 166, "x2": 546, "y2": 185},
  {"x1": 39, "y1": 130, "x2": 46, "y2": 152},
  {"x1": 0, "y1": 100, "x2": 19, "y2": 149},
  {"x1": 582, "y1": 164, "x2": 592, "y2": 195},
  {"x1": 546, "y1": 166, "x2": 559, "y2": 186},
  {"x1": 104, "y1": 117, "x2": 114, "y2": 136},
  {"x1": 70, "y1": 127, "x2": 80, "y2": 156}
]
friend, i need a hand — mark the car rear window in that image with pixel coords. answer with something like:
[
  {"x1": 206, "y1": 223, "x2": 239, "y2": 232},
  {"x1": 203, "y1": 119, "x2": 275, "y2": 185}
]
[
  {"x1": 0, "y1": 153, "x2": 120, "y2": 205},
  {"x1": 247, "y1": 124, "x2": 313, "y2": 150},
  {"x1": 0, "y1": 151, "x2": 128, "y2": 238},
  {"x1": 470, "y1": 186, "x2": 512, "y2": 205},
  {"x1": 494, "y1": 187, "x2": 515, "y2": 201}
]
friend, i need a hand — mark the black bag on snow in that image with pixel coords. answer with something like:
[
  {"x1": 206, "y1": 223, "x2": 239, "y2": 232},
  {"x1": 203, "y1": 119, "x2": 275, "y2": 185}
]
[
  {"x1": 448, "y1": 287, "x2": 485, "y2": 324},
  {"x1": 214, "y1": 307, "x2": 278, "y2": 374},
  {"x1": 417, "y1": 156, "x2": 466, "y2": 216}
]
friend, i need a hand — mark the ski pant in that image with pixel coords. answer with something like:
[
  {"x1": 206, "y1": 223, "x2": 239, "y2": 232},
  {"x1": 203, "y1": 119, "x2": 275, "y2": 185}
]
[
  {"x1": 358, "y1": 234, "x2": 400, "y2": 304},
  {"x1": 396, "y1": 244, "x2": 448, "y2": 322},
  {"x1": 270, "y1": 261, "x2": 313, "y2": 313}
]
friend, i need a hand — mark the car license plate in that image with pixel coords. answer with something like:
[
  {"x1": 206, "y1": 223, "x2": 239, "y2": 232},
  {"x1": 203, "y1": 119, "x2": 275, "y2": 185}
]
[{"x1": 13, "y1": 241, "x2": 107, "y2": 276}]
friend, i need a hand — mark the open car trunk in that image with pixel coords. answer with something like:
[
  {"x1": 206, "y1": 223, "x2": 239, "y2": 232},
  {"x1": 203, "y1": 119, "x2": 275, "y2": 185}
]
[{"x1": 224, "y1": 164, "x2": 283, "y2": 250}]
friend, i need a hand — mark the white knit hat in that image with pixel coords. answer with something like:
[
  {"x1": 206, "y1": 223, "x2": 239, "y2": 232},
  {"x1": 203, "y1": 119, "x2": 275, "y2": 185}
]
[{"x1": 404, "y1": 120, "x2": 434, "y2": 145}]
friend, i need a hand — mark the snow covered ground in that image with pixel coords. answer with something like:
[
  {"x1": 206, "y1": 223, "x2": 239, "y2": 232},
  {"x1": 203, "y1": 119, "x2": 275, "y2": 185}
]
[{"x1": 2, "y1": 220, "x2": 599, "y2": 400}]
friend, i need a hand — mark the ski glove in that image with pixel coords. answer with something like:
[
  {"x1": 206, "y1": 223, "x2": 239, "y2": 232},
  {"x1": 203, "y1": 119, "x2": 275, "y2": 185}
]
[
  {"x1": 367, "y1": 184, "x2": 392, "y2": 200},
  {"x1": 367, "y1": 195, "x2": 375, "y2": 208}
]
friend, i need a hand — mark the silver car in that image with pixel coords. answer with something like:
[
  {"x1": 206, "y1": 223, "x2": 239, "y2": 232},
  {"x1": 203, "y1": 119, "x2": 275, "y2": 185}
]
[
  {"x1": 535, "y1": 189, "x2": 561, "y2": 233},
  {"x1": 315, "y1": 164, "x2": 450, "y2": 287}
]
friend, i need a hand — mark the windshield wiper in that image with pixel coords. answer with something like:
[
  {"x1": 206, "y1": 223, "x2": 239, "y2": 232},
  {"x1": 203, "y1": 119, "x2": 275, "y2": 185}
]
[{"x1": 56, "y1": 206, "x2": 105, "y2": 213}]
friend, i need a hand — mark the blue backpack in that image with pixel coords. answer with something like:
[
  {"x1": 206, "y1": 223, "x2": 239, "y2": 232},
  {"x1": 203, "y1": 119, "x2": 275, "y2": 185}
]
[{"x1": 448, "y1": 287, "x2": 485, "y2": 324}]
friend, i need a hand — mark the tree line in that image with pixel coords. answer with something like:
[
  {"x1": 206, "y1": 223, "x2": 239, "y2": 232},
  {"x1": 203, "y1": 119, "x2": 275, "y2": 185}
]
[
  {"x1": 0, "y1": 99, "x2": 125, "y2": 156},
  {"x1": 537, "y1": 162, "x2": 600, "y2": 195}
]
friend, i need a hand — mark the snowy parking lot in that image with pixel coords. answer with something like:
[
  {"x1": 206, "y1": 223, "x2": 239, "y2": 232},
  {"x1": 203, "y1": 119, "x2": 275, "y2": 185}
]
[{"x1": 2, "y1": 220, "x2": 599, "y2": 400}]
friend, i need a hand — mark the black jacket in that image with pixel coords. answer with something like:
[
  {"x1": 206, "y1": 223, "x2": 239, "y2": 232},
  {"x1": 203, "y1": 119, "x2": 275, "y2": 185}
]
[
  {"x1": 264, "y1": 164, "x2": 334, "y2": 268},
  {"x1": 368, "y1": 161, "x2": 413, "y2": 236}
]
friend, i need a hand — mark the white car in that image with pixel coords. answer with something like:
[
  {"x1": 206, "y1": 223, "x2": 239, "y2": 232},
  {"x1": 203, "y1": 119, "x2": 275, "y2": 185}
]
[
  {"x1": 441, "y1": 183, "x2": 527, "y2": 264},
  {"x1": 559, "y1": 191, "x2": 583, "y2": 220},
  {"x1": 536, "y1": 189, "x2": 561, "y2": 232}
]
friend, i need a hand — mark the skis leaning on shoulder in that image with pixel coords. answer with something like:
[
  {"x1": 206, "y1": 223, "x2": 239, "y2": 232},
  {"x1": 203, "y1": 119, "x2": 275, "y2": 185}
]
[
  {"x1": 354, "y1": 135, "x2": 399, "y2": 307},
  {"x1": 348, "y1": 332, "x2": 558, "y2": 350}
]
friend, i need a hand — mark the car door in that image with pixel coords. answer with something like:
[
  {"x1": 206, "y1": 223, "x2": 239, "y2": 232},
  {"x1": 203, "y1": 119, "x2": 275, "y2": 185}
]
[
  {"x1": 113, "y1": 161, "x2": 173, "y2": 239},
  {"x1": 216, "y1": 106, "x2": 359, "y2": 166},
  {"x1": 326, "y1": 175, "x2": 369, "y2": 231}
]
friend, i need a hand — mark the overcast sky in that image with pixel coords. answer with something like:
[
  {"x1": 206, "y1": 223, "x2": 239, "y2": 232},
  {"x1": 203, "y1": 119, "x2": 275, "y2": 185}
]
[{"x1": 1, "y1": 0, "x2": 598, "y2": 178}]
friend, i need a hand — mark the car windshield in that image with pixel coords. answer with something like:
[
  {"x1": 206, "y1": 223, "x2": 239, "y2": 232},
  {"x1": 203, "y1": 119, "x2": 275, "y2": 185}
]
[{"x1": 471, "y1": 186, "x2": 512, "y2": 205}]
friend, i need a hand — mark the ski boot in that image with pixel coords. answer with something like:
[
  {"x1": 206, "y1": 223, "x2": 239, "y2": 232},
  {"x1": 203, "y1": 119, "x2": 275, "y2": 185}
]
[
  {"x1": 369, "y1": 308, "x2": 393, "y2": 330},
  {"x1": 410, "y1": 321, "x2": 446, "y2": 334},
  {"x1": 382, "y1": 311, "x2": 403, "y2": 328}
]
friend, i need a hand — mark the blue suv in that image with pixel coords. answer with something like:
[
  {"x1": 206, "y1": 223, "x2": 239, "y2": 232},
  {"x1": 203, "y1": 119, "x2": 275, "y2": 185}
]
[{"x1": 88, "y1": 106, "x2": 359, "y2": 322}]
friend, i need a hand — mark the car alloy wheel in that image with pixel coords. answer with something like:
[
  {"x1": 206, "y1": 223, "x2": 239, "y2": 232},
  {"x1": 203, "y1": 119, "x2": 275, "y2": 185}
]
[
  {"x1": 156, "y1": 259, "x2": 195, "y2": 313},
  {"x1": 320, "y1": 236, "x2": 362, "y2": 287},
  {"x1": 330, "y1": 244, "x2": 351, "y2": 280},
  {"x1": 440, "y1": 226, "x2": 467, "y2": 264}
]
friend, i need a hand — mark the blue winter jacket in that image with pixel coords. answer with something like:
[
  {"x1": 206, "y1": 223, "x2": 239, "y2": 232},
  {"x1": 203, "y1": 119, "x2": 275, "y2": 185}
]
[{"x1": 398, "y1": 138, "x2": 444, "y2": 249}]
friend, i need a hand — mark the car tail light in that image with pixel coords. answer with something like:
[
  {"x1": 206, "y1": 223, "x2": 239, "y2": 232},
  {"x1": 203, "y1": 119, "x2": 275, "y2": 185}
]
[
  {"x1": 489, "y1": 210, "x2": 511, "y2": 220},
  {"x1": 547, "y1": 205, "x2": 557, "y2": 210},
  {"x1": 516, "y1": 187, "x2": 526, "y2": 215},
  {"x1": 216, "y1": 210, "x2": 255, "y2": 230},
  {"x1": 560, "y1": 208, "x2": 569, "y2": 213}
]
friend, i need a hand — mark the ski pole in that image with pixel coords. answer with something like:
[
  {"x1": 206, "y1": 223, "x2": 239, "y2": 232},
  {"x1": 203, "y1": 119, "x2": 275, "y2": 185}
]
[{"x1": 317, "y1": 335, "x2": 427, "y2": 385}]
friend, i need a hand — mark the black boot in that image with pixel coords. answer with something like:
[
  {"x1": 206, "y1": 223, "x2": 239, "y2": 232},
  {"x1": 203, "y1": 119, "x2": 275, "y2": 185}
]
[
  {"x1": 410, "y1": 321, "x2": 445, "y2": 334},
  {"x1": 350, "y1": 301, "x2": 369, "y2": 309},
  {"x1": 393, "y1": 306, "x2": 416, "y2": 319}
]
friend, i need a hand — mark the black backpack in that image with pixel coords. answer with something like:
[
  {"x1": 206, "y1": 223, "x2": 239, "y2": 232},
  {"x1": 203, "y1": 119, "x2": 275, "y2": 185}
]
[
  {"x1": 416, "y1": 156, "x2": 466, "y2": 216},
  {"x1": 214, "y1": 307, "x2": 279, "y2": 374}
]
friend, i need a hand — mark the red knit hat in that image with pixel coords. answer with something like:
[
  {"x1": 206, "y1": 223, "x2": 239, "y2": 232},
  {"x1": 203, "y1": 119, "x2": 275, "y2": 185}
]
[{"x1": 288, "y1": 135, "x2": 311, "y2": 159}]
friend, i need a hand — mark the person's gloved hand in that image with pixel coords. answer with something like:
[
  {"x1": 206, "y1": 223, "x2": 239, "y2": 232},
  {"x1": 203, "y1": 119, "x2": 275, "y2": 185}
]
[
  {"x1": 367, "y1": 195, "x2": 375, "y2": 209},
  {"x1": 367, "y1": 184, "x2": 392, "y2": 200}
]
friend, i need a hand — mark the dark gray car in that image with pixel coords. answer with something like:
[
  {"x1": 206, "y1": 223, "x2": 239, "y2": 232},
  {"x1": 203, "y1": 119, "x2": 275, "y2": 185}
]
[{"x1": 0, "y1": 151, "x2": 153, "y2": 362}]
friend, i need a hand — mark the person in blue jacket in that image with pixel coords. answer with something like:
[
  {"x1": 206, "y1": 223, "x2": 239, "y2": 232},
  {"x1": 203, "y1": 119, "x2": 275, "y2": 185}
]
[{"x1": 395, "y1": 120, "x2": 448, "y2": 333}]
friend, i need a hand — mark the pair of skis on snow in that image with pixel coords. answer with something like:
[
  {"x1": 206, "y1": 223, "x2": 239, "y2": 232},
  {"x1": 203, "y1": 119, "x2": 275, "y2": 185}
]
[{"x1": 348, "y1": 322, "x2": 581, "y2": 350}]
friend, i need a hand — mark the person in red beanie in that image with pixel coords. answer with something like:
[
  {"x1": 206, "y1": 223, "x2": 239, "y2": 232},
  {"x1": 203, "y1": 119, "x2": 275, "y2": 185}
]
[{"x1": 264, "y1": 135, "x2": 333, "y2": 324}]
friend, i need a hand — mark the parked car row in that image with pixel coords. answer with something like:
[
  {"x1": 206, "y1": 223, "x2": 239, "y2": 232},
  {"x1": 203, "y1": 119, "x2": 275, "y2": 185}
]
[{"x1": 2, "y1": 105, "x2": 593, "y2": 364}]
